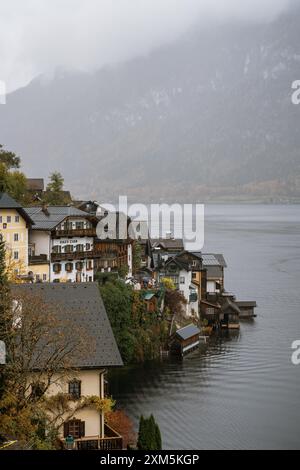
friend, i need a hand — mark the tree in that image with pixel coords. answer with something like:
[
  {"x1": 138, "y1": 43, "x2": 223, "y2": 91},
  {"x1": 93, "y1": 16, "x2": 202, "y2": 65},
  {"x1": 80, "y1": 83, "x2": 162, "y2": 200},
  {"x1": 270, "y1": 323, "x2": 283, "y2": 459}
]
[
  {"x1": 106, "y1": 409, "x2": 136, "y2": 449},
  {"x1": 0, "y1": 240, "x2": 9, "y2": 400},
  {"x1": 161, "y1": 277, "x2": 176, "y2": 291},
  {"x1": 132, "y1": 242, "x2": 142, "y2": 274},
  {"x1": 165, "y1": 289, "x2": 187, "y2": 322},
  {"x1": 0, "y1": 145, "x2": 20, "y2": 169},
  {"x1": 0, "y1": 290, "x2": 95, "y2": 447},
  {"x1": 137, "y1": 414, "x2": 162, "y2": 450},
  {"x1": 44, "y1": 172, "x2": 71, "y2": 205},
  {"x1": 46, "y1": 172, "x2": 64, "y2": 193}
]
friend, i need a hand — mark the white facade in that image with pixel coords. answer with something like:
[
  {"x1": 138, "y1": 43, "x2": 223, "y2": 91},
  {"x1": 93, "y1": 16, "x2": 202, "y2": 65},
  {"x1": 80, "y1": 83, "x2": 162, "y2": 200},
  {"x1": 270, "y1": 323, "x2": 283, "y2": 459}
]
[
  {"x1": 29, "y1": 230, "x2": 51, "y2": 258},
  {"x1": 178, "y1": 269, "x2": 199, "y2": 317},
  {"x1": 50, "y1": 236, "x2": 94, "y2": 283},
  {"x1": 207, "y1": 280, "x2": 220, "y2": 294}
]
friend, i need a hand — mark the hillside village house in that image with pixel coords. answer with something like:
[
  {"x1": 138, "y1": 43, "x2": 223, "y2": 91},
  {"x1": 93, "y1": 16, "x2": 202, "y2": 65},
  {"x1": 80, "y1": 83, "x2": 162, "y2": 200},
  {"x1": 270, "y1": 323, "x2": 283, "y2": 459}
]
[
  {"x1": 155, "y1": 250, "x2": 203, "y2": 318},
  {"x1": 0, "y1": 193, "x2": 34, "y2": 275},
  {"x1": 24, "y1": 205, "x2": 100, "y2": 283},
  {"x1": 201, "y1": 254, "x2": 227, "y2": 296},
  {"x1": 13, "y1": 283, "x2": 124, "y2": 450}
]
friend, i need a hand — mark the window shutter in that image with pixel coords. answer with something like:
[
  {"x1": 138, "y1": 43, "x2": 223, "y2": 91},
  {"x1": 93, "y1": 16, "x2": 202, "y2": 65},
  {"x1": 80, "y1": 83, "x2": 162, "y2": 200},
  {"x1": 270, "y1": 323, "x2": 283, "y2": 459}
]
[
  {"x1": 63, "y1": 422, "x2": 69, "y2": 438},
  {"x1": 78, "y1": 381, "x2": 81, "y2": 398},
  {"x1": 80, "y1": 421, "x2": 85, "y2": 438}
]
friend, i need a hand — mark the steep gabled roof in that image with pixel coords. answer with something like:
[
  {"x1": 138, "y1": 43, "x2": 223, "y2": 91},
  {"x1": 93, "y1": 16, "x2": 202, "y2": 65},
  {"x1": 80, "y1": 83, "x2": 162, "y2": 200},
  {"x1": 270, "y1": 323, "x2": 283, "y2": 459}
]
[
  {"x1": 152, "y1": 238, "x2": 184, "y2": 251},
  {"x1": 202, "y1": 254, "x2": 227, "y2": 268},
  {"x1": 175, "y1": 324, "x2": 200, "y2": 341},
  {"x1": 0, "y1": 193, "x2": 34, "y2": 225},
  {"x1": 13, "y1": 283, "x2": 123, "y2": 369}
]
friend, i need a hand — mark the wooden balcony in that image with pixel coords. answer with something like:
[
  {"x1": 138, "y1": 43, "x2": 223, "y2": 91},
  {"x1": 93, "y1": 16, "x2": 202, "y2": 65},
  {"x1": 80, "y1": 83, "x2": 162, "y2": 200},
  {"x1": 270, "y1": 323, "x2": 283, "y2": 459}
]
[
  {"x1": 53, "y1": 228, "x2": 96, "y2": 238},
  {"x1": 29, "y1": 255, "x2": 49, "y2": 265},
  {"x1": 75, "y1": 425, "x2": 123, "y2": 450},
  {"x1": 51, "y1": 250, "x2": 109, "y2": 262}
]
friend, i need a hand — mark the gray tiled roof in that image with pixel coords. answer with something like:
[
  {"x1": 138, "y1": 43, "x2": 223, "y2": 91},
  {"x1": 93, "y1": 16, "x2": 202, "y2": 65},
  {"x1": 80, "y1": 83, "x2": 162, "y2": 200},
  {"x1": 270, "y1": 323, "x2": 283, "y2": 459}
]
[
  {"x1": 175, "y1": 324, "x2": 200, "y2": 341},
  {"x1": 202, "y1": 254, "x2": 227, "y2": 267},
  {"x1": 24, "y1": 206, "x2": 92, "y2": 230},
  {"x1": 152, "y1": 238, "x2": 184, "y2": 251},
  {"x1": 0, "y1": 193, "x2": 34, "y2": 225},
  {"x1": 13, "y1": 283, "x2": 123, "y2": 369}
]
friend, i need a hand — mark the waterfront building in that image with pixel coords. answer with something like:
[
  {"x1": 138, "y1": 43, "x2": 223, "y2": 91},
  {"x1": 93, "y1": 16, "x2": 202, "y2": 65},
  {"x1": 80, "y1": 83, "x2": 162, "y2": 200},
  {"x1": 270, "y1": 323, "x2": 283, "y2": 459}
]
[
  {"x1": 24, "y1": 205, "x2": 99, "y2": 283},
  {"x1": 13, "y1": 283, "x2": 123, "y2": 450}
]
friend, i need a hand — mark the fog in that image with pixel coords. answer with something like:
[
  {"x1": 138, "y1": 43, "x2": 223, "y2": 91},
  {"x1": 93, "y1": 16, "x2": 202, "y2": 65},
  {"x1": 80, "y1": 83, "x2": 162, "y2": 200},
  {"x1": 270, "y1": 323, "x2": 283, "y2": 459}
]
[{"x1": 0, "y1": 0, "x2": 291, "y2": 91}]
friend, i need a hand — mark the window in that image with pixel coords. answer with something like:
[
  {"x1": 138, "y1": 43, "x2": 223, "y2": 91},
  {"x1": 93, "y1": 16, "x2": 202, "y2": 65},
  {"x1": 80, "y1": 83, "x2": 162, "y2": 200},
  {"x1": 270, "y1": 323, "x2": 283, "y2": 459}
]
[
  {"x1": 3, "y1": 223, "x2": 7, "y2": 229},
  {"x1": 14, "y1": 233, "x2": 19, "y2": 242},
  {"x1": 75, "y1": 222, "x2": 84, "y2": 230},
  {"x1": 68, "y1": 380, "x2": 81, "y2": 399},
  {"x1": 75, "y1": 261, "x2": 83, "y2": 271},
  {"x1": 64, "y1": 419, "x2": 85, "y2": 439},
  {"x1": 65, "y1": 262, "x2": 73, "y2": 273},
  {"x1": 180, "y1": 276, "x2": 185, "y2": 284},
  {"x1": 64, "y1": 245, "x2": 74, "y2": 254},
  {"x1": 76, "y1": 244, "x2": 84, "y2": 252},
  {"x1": 15, "y1": 216, "x2": 20, "y2": 223},
  {"x1": 192, "y1": 260, "x2": 197, "y2": 267},
  {"x1": 192, "y1": 272, "x2": 197, "y2": 279},
  {"x1": 86, "y1": 260, "x2": 93, "y2": 270},
  {"x1": 53, "y1": 263, "x2": 61, "y2": 273},
  {"x1": 85, "y1": 243, "x2": 91, "y2": 251},
  {"x1": 31, "y1": 382, "x2": 45, "y2": 399},
  {"x1": 52, "y1": 245, "x2": 61, "y2": 254},
  {"x1": 7, "y1": 216, "x2": 11, "y2": 223},
  {"x1": 43, "y1": 274, "x2": 47, "y2": 281},
  {"x1": 0, "y1": 216, "x2": 2, "y2": 223},
  {"x1": 13, "y1": 251, "x2": 19, "y2": 260}
]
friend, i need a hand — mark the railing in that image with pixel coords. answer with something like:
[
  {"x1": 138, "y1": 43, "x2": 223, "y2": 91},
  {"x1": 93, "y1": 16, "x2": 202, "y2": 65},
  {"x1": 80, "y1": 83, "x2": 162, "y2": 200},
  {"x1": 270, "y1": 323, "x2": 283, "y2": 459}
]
[
  {"x1": 51, "y1": 250, "x2": 100, "y2": 262},
  {"x1": 75, "y1": 425, "x2": 123, "y2": 451},
  {"x1": 53, "y1": 228, "x2": 96, "y2": 238},
  {"x1": 29, "y1": 255, "x2": 49, "y2": 265}
]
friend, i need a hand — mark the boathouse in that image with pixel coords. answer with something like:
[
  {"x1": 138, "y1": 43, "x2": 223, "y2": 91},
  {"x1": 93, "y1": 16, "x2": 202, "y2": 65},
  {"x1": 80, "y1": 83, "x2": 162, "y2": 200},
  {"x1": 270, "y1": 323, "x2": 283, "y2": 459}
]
[{"x1": 170, "y1": 324, "x2": 201, "y2": 357}]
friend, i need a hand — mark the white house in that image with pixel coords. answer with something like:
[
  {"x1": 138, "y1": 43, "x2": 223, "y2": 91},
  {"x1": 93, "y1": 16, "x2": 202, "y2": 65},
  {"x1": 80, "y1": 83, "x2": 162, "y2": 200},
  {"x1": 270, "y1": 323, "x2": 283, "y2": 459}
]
[{"x1": 25, "y1": 206, "x2": 99, "y2": 283}]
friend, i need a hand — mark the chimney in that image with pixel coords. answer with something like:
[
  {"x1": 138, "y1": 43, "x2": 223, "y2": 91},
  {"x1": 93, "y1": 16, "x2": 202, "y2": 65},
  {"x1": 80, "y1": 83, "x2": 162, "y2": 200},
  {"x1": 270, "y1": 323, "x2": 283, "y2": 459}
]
[{"x1": 42, "y1": 203, "x2": 49, "y2": 216}]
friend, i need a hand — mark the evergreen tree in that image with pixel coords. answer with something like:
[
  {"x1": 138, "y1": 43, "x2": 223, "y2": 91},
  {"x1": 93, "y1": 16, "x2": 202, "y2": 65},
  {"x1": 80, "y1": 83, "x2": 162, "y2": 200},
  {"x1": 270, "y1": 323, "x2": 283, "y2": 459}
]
[
  {"x1": 137, "y1": 414, "x2": 162, "y2": 450},
  {"x1": 0, "y1": 239, "x2": 9, "y2": 400}
]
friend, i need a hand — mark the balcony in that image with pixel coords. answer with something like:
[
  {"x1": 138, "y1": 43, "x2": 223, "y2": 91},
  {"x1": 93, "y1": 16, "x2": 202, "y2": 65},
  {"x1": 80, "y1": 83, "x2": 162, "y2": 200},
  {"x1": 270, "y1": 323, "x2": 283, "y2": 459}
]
[
  {"x1": 53, "y1": 228, "x2": 96, "y2": 238},
  {"x1": 29, "y1": 254, "x2": 49, "y2": 265},
  {"x1": 75, "y1": 425, "x2": 123, "y2": 450},
  {"x1": 51, "y1": 250, "x2": 98, "y2": 262}
]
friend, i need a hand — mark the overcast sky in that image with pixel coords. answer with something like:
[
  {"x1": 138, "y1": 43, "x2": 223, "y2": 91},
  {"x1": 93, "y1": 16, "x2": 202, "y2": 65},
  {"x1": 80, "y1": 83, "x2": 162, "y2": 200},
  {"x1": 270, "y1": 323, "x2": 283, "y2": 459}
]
[{"x1": 0, "y1": 0, "x2": 291, "y2": 92}]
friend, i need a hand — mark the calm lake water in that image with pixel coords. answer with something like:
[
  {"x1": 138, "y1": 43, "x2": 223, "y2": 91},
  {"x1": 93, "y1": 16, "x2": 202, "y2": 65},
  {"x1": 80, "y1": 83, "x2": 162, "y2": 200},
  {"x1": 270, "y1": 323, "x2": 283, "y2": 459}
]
[{"x1": 109, "y1": 205, "x2": 300, "y2": 450}]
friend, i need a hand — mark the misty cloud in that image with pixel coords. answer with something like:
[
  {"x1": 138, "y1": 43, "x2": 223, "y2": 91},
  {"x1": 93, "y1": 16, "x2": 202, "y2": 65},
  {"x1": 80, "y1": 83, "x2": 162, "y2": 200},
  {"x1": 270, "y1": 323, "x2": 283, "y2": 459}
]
[{"x1": 0, "y1": 0, "x2": 291, "y2": 91}]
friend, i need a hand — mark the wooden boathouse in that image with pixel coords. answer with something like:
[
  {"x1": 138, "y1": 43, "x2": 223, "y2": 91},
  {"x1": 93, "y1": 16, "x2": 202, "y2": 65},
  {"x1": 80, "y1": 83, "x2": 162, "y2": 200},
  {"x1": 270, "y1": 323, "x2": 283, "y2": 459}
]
[{"x1": 170, "y1": 324, "x2": 201, "y2": 357}]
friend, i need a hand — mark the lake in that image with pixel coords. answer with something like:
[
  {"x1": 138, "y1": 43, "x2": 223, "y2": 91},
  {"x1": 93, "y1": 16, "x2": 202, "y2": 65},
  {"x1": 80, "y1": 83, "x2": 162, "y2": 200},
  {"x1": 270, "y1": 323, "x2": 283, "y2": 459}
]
[{"x1": 109, "y1": 205, "x2": 300, "y2": 450}]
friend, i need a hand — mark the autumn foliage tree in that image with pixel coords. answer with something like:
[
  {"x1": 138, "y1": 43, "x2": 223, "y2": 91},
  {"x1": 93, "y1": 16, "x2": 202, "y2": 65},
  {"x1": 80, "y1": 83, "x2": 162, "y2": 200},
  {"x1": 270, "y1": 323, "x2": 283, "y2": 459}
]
[
  {"x1": 106, "y1": 409, "x2": 136, "y2": 449},
  {"x1": 0, "y1": 290, "x2": 95, "y2": 448}
]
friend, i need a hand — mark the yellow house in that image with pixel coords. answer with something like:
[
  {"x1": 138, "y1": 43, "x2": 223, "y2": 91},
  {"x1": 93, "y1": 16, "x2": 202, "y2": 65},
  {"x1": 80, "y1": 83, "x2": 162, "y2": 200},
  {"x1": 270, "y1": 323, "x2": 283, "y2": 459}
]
[
  {"x1": 0, "y1": 192, "x2": 34, "y2": 277},
  {"x1": 14, "y1": 283, "x2": 124, "y2": 450}
]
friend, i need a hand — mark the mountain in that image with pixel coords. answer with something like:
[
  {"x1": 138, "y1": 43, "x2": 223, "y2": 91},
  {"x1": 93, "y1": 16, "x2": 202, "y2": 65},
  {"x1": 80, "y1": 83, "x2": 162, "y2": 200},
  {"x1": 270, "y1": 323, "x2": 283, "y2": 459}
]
[{"x1": 1, "y1": 3, "x2": 300, "y2": 203}]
